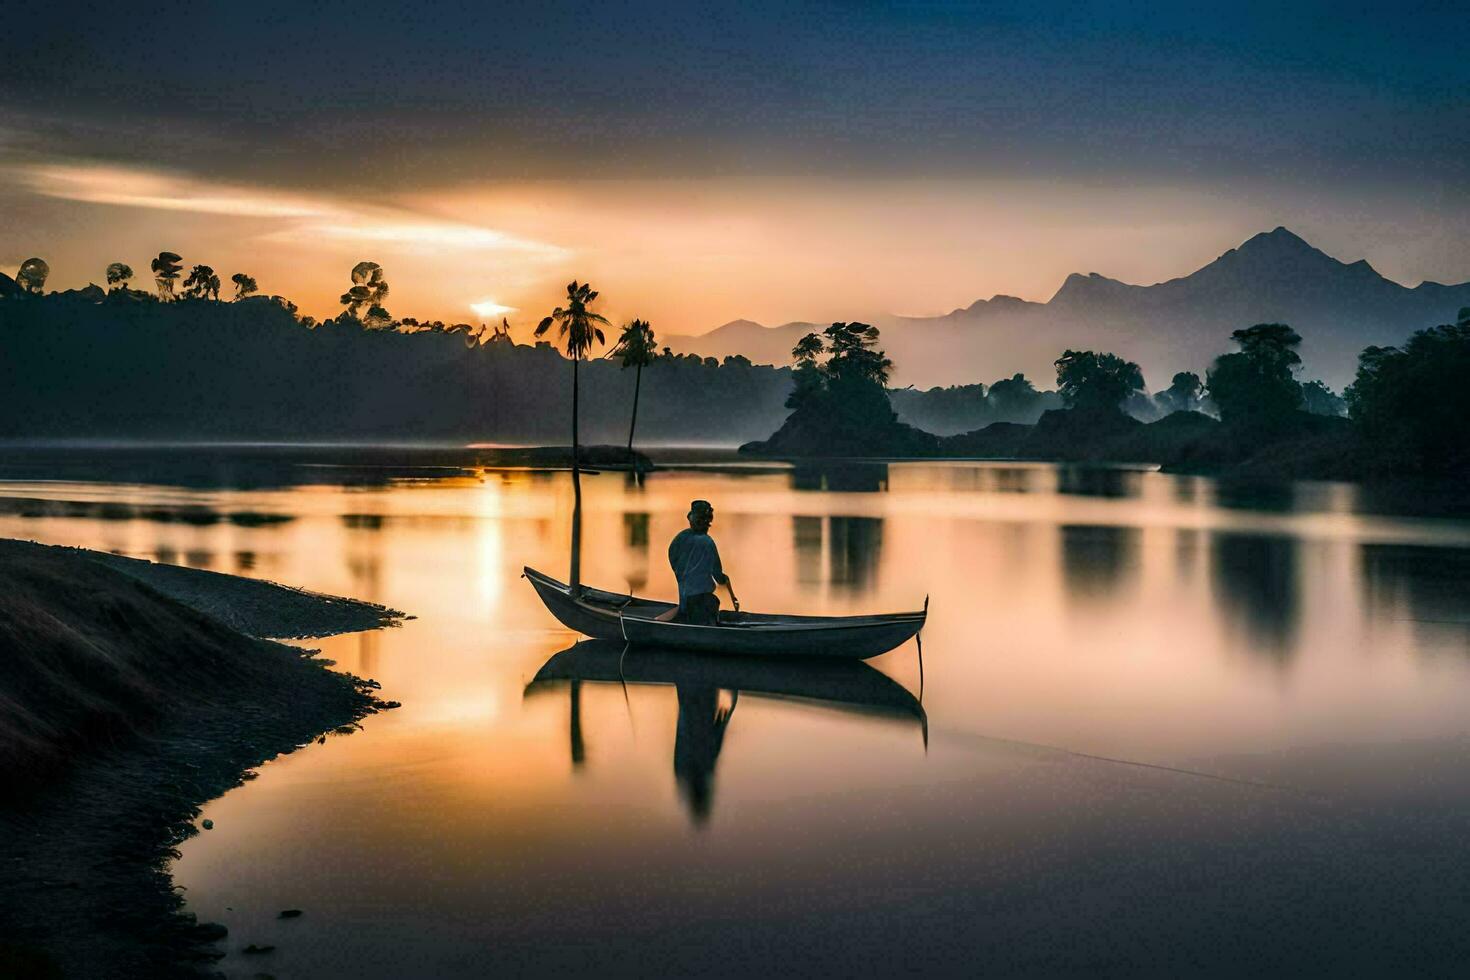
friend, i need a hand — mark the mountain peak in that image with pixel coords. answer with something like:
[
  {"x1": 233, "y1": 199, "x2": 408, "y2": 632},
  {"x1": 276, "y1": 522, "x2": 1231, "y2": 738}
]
[
  {"x1": 1048, "y1": 271, "x2": 1136, "y2": 308},
  {"x1": 1187, "y1": 225, "x2": 1356, "y2": 284},
  {"x1": 1236, "y1": 225, "x2": 1315, "y2": 257},
  {"x1": 957, "y1": 294, "x2": 1037, "y2": 315}
]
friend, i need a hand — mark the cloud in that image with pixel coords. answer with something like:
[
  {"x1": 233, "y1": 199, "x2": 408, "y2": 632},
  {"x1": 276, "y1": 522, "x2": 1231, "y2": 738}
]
[
  {"x1": 12, "y1": 160, "x2": 567, "y2": 258},
  {"x1": 20, "y1": 163, "x2": 329, "y2": 218},
  {"x1": 277, "y1": 221, "x2": 565, "y2": 259}
]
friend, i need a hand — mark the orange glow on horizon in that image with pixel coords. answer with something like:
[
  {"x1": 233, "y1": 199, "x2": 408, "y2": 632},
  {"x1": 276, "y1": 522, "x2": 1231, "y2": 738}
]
[{"x1": 7, "y1": 160, "x2": 1468, "y2": 338}]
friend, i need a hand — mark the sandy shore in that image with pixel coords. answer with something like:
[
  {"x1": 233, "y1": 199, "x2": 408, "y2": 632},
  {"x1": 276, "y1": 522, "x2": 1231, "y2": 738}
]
[{"x1": 0, "y1": 538, "x2": 405, "y2": 977}]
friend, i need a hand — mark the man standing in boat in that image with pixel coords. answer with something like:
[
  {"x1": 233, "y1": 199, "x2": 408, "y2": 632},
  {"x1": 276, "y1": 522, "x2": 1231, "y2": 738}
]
[{"x1": 667, "y1": 499, "x2": 737, "y2": 625}]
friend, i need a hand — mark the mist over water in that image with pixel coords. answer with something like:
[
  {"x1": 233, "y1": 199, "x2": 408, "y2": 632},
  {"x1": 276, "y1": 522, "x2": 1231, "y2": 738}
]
[{"x1": 4, "y1": 449, "x2": 1470, "y2": 975}]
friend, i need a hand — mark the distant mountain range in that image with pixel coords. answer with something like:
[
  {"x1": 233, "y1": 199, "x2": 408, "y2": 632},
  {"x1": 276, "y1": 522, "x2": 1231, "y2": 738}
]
[{"x1": 661, "y1": 228, "x2": 1470, "y2": 390}]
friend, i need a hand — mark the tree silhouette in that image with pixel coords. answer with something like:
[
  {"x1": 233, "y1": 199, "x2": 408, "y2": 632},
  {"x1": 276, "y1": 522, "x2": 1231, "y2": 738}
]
[
  {"x1": 1232, "y1": 323, "x2": 1303, "y2": 367},
  {"x1": 182, "y1": 264, "x2": 222, "y2": 301},
  {"x1": 16, "y1": 258, "x2": 49, "y2": 295},
  {"x1": 340, "y1": 285, "x2": 370, "y2": 318},
  {"x1": 340, "y1": 261, "x2": 389, "y2": 321},
  {"x1": 1156, "y1": 370, "x2": 1202, "y2": 413},
  {"x1": 231, "y1": 273, "x2": 258, "y2": 300},
  {"x1": 822, "y1": 322, "x2": 892, "y2": 387},
  {"x1": 986, "y1": 373, "x2": 1042, "y2": 419},
  {"x1": 150, "y1": 252, "x2": 183, "y2": 300},
  {"x1": 1206, "y1": 323, "x2": 1303, "y2": 426},
  {"x1": 1054, "y1": 349, "x2": 1145, "y2": 413},
  {"x1": 1300, "y1": 379, "x2": 1345, "y2": 417},
  {"x1": 105, "y1": 263, "x2": 134, "y2": 292},
  {"x1": 787, "y1": 332, "x2": 826, "y2": 410},
  {"x1": 792, "y1": 332, "x2": 824, "y2": 365},
  {"x1": 611, "y1": 318, "x2": 657, "y2": 456},
  {"x1": 1347, "y1": 308, "x2": 1470, "y2": 471},
  {"x1": 352, "y1": 261, "x2": 388, "y2": 299},
  {"x1": 535, "y1": 280, "x2": 609, "y2": 596},
  {"x1": 776, "y1": 323, "x2": 904, "y2": 444}
]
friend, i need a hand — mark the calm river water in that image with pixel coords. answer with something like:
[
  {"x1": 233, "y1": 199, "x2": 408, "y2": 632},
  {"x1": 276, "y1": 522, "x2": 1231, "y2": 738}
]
[{"x1": 4, "y1": 446, "x2": 1470, "y2": 976}]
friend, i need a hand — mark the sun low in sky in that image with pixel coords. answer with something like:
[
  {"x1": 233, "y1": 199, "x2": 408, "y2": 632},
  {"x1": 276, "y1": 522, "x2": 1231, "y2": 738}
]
[{"x1": 470, "y1": 299, "x2": 518, "y2": 320}]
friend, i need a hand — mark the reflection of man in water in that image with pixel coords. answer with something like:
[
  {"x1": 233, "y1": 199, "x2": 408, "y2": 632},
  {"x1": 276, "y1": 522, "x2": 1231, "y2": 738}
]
[
  {"x1": 667, "y1": 499, "x2": 732, "y2": 625},
  {"x1": 674, "y1": 684, "x2": 736, "y2": 824}
]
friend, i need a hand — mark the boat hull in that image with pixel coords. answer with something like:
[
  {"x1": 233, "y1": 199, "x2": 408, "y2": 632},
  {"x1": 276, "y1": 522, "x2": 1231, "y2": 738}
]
[
  {"x1": 618, "y1": 613, "x2": 924, "y2": 659},
  {"x1": 524, "y1": 569, "x2": 640, "y2": 640},
  {"x1": 524, "y1": 567, "x2": 924, "y2": 660}
]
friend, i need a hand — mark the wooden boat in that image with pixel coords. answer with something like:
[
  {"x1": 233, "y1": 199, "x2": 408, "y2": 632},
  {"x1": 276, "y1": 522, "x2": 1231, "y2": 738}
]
[
  {"x1": 524, "y1": 639, "x2": 926, "y2": 734},
  {"x1": 523, "y1": 566, "x2": 926, "y2": 660}
]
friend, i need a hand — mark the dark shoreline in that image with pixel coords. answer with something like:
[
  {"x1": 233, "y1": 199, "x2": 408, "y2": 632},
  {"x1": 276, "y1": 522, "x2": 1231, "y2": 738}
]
[
  {"x1": 740, "y1": 404, "x2": 1470, "y2": 489},
  {"x1": 0, "y1": 443, "x2": 655, "y2": 493},
  {"x1": 0, "y1": 539, "x2": 405, "y2": 977}
]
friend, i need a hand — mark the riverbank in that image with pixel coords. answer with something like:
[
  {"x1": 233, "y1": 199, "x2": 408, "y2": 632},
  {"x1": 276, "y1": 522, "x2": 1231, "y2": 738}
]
[{"x1": 0, "y1": 539, "x2": 404, "y2": 977}]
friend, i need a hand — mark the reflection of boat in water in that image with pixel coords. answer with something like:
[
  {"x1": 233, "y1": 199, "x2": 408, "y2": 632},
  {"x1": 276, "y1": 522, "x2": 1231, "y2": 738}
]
[
  {"x1": 524, "y1": 566, "x2": 926, "y2": 660},
  {"x1": 524, "y1": 640, "x2": 927, "y2": 823},
  {"x1": 526, "y1": 640, "x2": 928, "y2": 725}
]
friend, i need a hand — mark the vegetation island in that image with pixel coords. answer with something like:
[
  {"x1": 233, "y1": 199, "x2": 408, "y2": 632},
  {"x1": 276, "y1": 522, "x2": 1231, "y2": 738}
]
[{"x1": 744, "y1": 314, "x2": 1470, "y2": 482}]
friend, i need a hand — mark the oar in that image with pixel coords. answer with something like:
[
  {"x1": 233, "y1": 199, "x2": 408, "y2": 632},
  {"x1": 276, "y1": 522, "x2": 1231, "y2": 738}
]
[{"x1": 724, "y1": 578, "x2": 741, "y2": 614}]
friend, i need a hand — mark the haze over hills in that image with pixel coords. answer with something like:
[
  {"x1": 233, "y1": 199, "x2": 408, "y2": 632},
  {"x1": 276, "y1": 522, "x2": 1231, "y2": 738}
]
[{"x1": 662, "y1": 228, "x2": 1470, "y2": 390}]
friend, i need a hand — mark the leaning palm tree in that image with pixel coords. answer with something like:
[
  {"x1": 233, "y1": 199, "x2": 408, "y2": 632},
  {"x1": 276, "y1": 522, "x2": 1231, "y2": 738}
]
[
  {"x1": 535, "y1": 280, "x2": 609, "y2": 596},
  {"x1": 610, "y1": 318, "x2": 656, "y2": 458}
]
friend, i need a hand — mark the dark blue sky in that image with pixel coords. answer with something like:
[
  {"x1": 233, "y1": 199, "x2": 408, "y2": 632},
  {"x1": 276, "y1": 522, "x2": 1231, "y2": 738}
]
[{"x1": 4, "y1": 0, "x2": 1467, "y2": 187}]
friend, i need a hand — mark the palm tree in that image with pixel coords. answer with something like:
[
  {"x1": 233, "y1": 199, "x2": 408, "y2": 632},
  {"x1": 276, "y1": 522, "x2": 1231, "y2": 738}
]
[
  {"x1": 788, "y1": 332, "x2": 826, "y2": 411},
  {"x1": 792, "y1": 332, "x2": 824, "y2": 365},
  {"x1": 535, "y1": 280, "x2": 609, "y2": 597},
  {"x1": 610, "y1": 318, "x2": 656, "y2": 458}
]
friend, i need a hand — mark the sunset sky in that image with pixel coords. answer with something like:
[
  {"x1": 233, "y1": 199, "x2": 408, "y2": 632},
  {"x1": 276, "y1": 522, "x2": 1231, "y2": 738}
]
[{"x1": 3, "y1": 1, "x2": 1467, "y2": 334}]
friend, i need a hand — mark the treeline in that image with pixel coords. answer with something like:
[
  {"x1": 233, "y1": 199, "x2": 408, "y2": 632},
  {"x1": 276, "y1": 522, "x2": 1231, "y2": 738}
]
[
  {"x1": 1046, "y1": 314, "x2": 1468, "y2": 474},
  {"x1": 0, "y1": 293, "x2": 797, "y2": 443},
  {"x1": 7, "y1": 252, "x2": 1459, "y2": 475},
  {"x1": 893, "y1": 355, "x2": 1346, "y2": 436},
  {"x1": 743, "y1": 313, "x2": 1470, "y2": 477},
  {"x1": 889, "y1": 376, "x2": 1064, "y2": 435},
  {"x1": 0, "y1": 253, "x2": 1071, "y2": 444}
]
